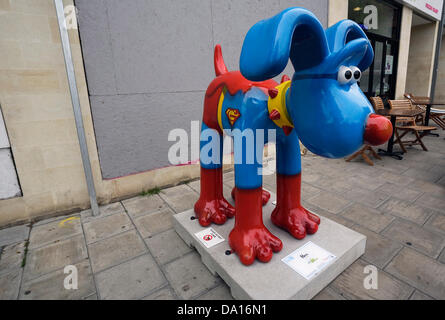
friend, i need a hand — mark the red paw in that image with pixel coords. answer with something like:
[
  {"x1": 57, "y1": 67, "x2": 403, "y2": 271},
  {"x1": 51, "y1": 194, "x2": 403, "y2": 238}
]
[
  {"x1": 271, "y1": 206, "x2": 320, "y2": 240},
  {"x1": 194, "y1": 198, "x2": 235, "y2": 227},
  {"x1": 231, "y1": 187, "x2": 270, "y2": 206},
  {"x1": 229, "y1": 226, "x2": 283, "y2": 265}
]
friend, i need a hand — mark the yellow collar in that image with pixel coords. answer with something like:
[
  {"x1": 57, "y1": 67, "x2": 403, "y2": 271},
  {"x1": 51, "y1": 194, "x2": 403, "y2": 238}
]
[{"x1": 267, "y1": 81, "x2": 293, "y2": 128}]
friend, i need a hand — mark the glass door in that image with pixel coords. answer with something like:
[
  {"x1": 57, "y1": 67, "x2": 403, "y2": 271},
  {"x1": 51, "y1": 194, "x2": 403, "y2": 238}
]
[
  {"x1": 349, "y1": 0, "x2": 402, "y2": 100},
  {"x1": 363, "y1": 34, "x2": 398, "y2": 100}
]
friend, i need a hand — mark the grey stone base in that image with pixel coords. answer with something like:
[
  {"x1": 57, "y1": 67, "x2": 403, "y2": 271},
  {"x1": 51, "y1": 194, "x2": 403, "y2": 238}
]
[{"x1": 174, "y1": 193, "x2": 366, "y2": 300}]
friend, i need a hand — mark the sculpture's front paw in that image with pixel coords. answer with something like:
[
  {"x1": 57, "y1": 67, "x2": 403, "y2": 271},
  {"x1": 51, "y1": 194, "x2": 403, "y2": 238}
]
[
  {"x1": 194, "y1": 198, "x2": 235, "y2": 227},
  {"x1": 229, "y1": 226, "x2": 282, "y2": 265},
  {"x1": 271, "y1": 206, "x2": 320, "y2": 240}
]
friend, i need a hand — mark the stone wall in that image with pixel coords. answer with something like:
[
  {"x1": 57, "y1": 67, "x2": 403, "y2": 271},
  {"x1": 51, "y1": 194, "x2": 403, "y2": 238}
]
[
  {"x1": 406, "y1": 22, "x2": 439, "y2": 97},
  {"x1": 0, "y1": 0, "x2": 200, "y2": 227}
]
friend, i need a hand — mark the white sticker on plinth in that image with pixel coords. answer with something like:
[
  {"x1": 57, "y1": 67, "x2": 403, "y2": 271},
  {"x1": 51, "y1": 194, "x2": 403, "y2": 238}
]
[
  {"x1": 195, "y1": 228, "x2": 225, "y2": 248},
  {"x1": 282, "y1": 241, "x2": 336, "y2": 280}
]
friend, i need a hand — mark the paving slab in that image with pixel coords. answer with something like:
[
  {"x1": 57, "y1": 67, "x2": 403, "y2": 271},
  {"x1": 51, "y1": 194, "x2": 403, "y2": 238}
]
[
  {"x1": 385, "y1": 248, "x2": 445, "y2": 300},
  {"x1": 378, "y1": 198, "x2": 434, "y2": 225},
  {"x1": 164, "y1": 251, "x2": 222, "y2": 300},
  {"x1": 95, "y1": 254, "x2": 166, "y2": 300},
  {"x1": 0, "y1": 268, "x2": 22, "y2": 300},
  {"x1": 348, "y1": 173, "x2": 387, "y2": 191},
  {"x1": 142, "y1": 287, "x2": 175, "y2": 300},
  {"x1": 88, "y1": 229, "x2": 147, "y2": 273},
  {"x1": 174, "y1": 194, "x2": 366, "y2": 300},
  {"x1": 145, "y1": 229, "x2": 193, "y2": 265},
  {"x1": 24, "y1": 235, "x2": 88, "y2": 282},
  {"x1": 342, "y1": 188, "x2": 390, "y2": 209},
  {"x1": 0, "y1": 225, "x2": 30, "y2": 247},
  {"x1": 197, "y1": 284, "x2": 234, "y2": 300},
  {"x1": 378, "y1": 183, "x2": 422, "y2": 202},
  {"x1": 81, "y1": 202, "x2": 126, "y2": 223},
  {"x1": 29, "y1": 216, "x2": 82, "y2": 249},
  {"x1": 133, "y1": 208, "x2": 174, "y2": 238},
  {"x1": 340, "y1": 203, "x2": 394, "y2": 233},
  {"x1": 300, "y1": 183, "x2": 322, "y2": 200},
  {"x1": 409, "y1": 180, "x2": 445, "y2": 198},
  {"x1": 312, "y1": 286, "x2": 346, "y2": 300},
  {"x1": 379, "y1": 171, "x2": 415, "y2": 186},
  {"x1": 159, "y1": 184, "x2": 199, "y2": 213},
  {"x1": 350, "y1": 225, "x2": 402, "y2": 269},
  {"x1": 415, "y1": 193, "x2": 445, "y2": 213},
  {"x1": 83, "y1": 211, "x2": 133, "y2": 244},
  {"x1": 306, "y1": 192, "x2": 352, "y2": 214},
  {"x1": 302, "y1": 203, "x2": 355, "y2": 228},
  {"x1": 310, "y1": 176, "x2": 353, "y2": 195},
  {"x1": 122, "y1": 194, "x2": 167, "y2": 219},
  {"x1": 330, "y1": 259, "x2": 414, "y2": 300},
  {"x1": 19, "y1": 260, "x2": 95, "y2": 300},
  {"x1": 425, "y1": 214, "x2": 445, "y2": 235},
  {"x1": 402, "y1": 168, "x2": 442, "y2": 183},
  {"x1": 439, "y1": 249, "x2": 445, "y2": 264},
  {"x1": 0, "y1": 241, "x2": 26, "y2": 276},
  {"x1": 409, "y1": 290, "x2": 434, "y2": 300},
  {"x1": 382, "y1": 219, "x2": 444, "y2": 258}
]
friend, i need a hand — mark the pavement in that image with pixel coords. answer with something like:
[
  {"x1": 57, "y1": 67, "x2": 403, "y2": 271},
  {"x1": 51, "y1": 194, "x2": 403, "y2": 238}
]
[{"x1": 0, "y1": 130, "x2": 444, "y2": 300}]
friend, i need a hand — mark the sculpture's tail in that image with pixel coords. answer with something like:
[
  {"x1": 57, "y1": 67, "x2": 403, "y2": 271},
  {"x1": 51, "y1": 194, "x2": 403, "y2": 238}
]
[{"x1": 214, "y1": 44, "x2": 229, "y2": 76}]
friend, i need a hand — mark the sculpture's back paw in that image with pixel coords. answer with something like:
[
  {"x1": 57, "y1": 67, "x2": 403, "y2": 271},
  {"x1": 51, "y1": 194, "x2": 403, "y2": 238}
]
[
  {"x1": 194, "y1": 198, "x2": 234, "y2": 227},
  {"x1": 271, "y1": 205, "x2": 320, "y2": 240}
]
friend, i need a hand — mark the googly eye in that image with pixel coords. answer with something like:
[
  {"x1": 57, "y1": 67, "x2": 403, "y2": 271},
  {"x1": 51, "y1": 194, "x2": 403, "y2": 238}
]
[
  {"x1": 338, "y1": 66, "x2": 353, "y2": 84},
  {"x1": 350, "y1": 66, "x2": 361, "y2": 82}
]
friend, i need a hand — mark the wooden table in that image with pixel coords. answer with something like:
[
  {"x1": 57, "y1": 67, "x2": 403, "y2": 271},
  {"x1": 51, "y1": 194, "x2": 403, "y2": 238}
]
[
  {"x1": 410, "y1": 98, "x2": 444, "y2": 136},
  {"x1": 376, "y1": 109, "x2": 424, "y2": 160}
]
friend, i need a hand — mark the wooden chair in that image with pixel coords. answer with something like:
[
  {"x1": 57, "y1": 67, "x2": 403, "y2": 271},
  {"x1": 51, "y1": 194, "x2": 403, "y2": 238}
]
[
  {"x1": 345, "y1": 144, "x2": 382, "y2": 166},
  {"x1": 404, "y1": 93, "x2": 445, "y2": 130},
  {"x1": 388, "y1": 99, "x2": 437, "y2": 152},
  {"x1": 345, "y1": 96, "x2": 383, "y2": 166},
  {"x1": 369, "y1": 96, "x2": 411, "y2": 125}
]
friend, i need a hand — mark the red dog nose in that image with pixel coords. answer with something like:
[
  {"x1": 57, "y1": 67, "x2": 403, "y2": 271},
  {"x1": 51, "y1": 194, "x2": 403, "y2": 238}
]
[{"x1": 364, "y1": 114, "x2": 393, "y2": 146}]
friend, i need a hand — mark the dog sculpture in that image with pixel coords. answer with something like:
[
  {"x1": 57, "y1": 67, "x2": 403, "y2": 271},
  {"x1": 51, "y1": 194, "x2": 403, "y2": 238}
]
[{"x1": 194, "y1": 7, "x2": 392, "y2": 265}]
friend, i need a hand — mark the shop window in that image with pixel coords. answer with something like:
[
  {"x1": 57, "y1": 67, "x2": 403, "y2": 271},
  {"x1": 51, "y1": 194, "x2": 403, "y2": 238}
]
[{"x1": 349, "y1": 0, "x2": 399, "y2": 39}]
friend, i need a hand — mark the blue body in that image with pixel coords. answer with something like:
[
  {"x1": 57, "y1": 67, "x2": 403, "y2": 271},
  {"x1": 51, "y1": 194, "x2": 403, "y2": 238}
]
[{"x1": 200, "y1": 7, "x2": 375, "y2": 190}]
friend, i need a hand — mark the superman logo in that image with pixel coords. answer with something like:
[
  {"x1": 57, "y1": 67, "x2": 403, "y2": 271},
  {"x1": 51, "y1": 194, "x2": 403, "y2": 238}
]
[{"x1": 225, "y1": 108, "x2": 241, "y2": 126}]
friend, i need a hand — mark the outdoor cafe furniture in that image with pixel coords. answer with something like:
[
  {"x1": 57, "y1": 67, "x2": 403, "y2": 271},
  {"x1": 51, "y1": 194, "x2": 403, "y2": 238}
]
[
  {"x1": 404, "y1": 93, "x2": 445, "y2": 131},
  {"x1": 376, "y1": 100, "x2": 437, "y2": 157}
]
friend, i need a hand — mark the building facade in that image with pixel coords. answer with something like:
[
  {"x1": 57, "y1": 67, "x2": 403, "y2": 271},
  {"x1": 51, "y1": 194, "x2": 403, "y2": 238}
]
[{"x1": 0, "y1": 0, "x2": 443, "y2": 227}]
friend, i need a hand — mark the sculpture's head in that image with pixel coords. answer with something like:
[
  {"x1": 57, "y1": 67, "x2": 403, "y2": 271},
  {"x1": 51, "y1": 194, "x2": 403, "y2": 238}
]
[{"x1": 240, "y1": 7, "x2": 392, "y2": 158}]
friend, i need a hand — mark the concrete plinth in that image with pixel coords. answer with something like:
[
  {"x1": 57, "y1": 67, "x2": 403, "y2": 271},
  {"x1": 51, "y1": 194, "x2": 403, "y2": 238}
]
[{"x1": 173, "y1": 193, "x2": 366, "y2": 300}]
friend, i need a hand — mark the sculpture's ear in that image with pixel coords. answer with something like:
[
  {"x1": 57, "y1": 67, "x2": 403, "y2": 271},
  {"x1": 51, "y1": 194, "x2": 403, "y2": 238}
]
[
  {"x1": 240, "y1": 7, "x2": 330, "y2": 81},
  {"x1": 325, "y1": 20, "x2": 374, "y2": 70}
]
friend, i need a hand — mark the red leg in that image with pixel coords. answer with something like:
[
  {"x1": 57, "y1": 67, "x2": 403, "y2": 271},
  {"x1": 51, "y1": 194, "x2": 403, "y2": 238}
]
[
  {"x1": 271, "y1": 173, "x2": 320, "y2": 240},
  {"x1": 231, "y1": 187, "x2": 270, "y2": 206},
  {"x1": 194, "y1": 167, "x2": 235, "y2": 227},
  {"x1": 229, "y1": 188, "x2": 282, "y2": 265}
]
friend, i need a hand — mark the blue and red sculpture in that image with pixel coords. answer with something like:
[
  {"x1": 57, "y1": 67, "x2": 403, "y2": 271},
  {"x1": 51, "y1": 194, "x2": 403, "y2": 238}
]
[{"x1": 194, "y1": 8, "x2": 392, "y2": 265}]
